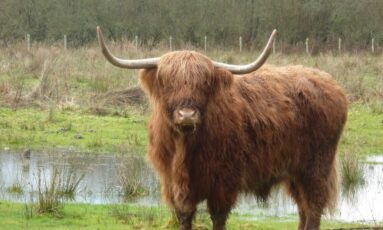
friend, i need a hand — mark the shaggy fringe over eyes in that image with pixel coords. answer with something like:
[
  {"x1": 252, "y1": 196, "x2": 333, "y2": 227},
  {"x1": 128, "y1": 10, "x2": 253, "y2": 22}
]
[{"x1": 157, "y1": 51, "x2": 215, "y2": 89}]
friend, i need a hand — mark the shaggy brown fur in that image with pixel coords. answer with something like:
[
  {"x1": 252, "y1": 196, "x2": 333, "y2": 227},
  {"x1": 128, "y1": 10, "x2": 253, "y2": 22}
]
[{"x1": 139, "y1": 51, "x2": 347, "y2": 230}]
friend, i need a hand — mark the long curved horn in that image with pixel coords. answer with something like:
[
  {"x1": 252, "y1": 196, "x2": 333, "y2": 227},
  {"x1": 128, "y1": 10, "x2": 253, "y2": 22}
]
[
  {"x1": 213, "y1": 29, "x2": 277, "y2": 74},
  {"x1": 97, "y1": 26, "x2": 159, "y2": 69}
]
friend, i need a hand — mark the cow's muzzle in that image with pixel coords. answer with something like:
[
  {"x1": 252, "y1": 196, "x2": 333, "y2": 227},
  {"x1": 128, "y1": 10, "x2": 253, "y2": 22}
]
[{"x1": 174, "y1": 108, "x2": 200, "y2": 129}]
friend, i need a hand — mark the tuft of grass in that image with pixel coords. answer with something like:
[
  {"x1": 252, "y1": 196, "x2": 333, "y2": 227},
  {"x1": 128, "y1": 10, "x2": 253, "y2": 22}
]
[
  {"x1": 126, "y1": 133, "x2": 143, "y2": 147},
  {"x1": 34, "y1": 165, "x2": 85, "y2": 217},
  {"x1": 117, "y1": 156, "x2": 149, "y2": 201},
  {"x1": 367, "y1": 100, "x2": 383, "y2": 114},
  {"x1": 86, "y1": 136, "x2": 103, "y2": 148},
  {"x1": 6, "y1": 182, "x2": 24, "y2": 195},
  {"x1": 46, "y1": 105, "x2": 57, "y2": 123},
  {"x1": 111, "y1": 205, "x2": 166, "y2": 228},
  {"x1": 340, "y1": 151, "x2": 365, "y2": 196},
  {"x1": 24, "y1": 202, "x2": 34, "y2": 220},
  {"x1": 57, "y1": 168, "x2": 85, "y2": 200},
  {"x1": 58, "y1": 122, "x2": 72, "y2": 132},
  {"x1": 35, "y1": 168, "x2": 64, "y2": 217}
]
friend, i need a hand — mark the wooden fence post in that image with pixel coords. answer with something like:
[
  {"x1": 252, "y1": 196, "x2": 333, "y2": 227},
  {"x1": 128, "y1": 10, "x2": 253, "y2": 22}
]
[
  {"x1": 372, "y1": 38, "x2": 375, "y2": 53},
  {"x1": 64, "y1": 35, "x2": 67, "y2": 50},
  {"x1": 26, "y1": 34, "x2": 30, "y2": 51},
  {"x1": 273, "y1": 39, "x2": 276, "y2": 54},
  {"x1": 204, "y1": 35, "x2": 207, "y2": 52},
  {"x1": 338, "y1": 38, "x2": 342, "y2": 53},
  {"x1": 169, "y1": 36, "x2": 173, "y2": 51},
  {"x1": 135, "y1": 35, "x2": 138, "y2": 51},
  {"x1": 239, "y1": 36, "x2": 242, "y2": 53},
  {"x1": 305, "y1": 38, "x2": 309, "y2": 54}
]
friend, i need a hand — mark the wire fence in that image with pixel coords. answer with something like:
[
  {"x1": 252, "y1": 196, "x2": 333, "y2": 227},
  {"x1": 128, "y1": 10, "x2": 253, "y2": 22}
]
[{"x1": 22, "y1": 33, "x2": 381, "y2": 55}]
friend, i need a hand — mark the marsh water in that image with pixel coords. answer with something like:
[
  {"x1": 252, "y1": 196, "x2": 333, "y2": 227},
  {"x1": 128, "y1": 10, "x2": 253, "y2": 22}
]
[{"x1": 0, "y1": 150, "x2": 382, "y2": 222}]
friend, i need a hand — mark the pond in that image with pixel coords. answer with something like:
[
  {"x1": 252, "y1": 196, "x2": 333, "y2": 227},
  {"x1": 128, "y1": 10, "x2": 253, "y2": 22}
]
[{"x1": 0, "y1": 150, "x2": 382, "y2": 223}]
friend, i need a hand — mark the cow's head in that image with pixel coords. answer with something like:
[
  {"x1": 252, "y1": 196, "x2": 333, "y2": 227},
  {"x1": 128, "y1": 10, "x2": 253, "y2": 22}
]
[{"x1": 96, "y1": 26, "x2": 276, "y2": 135}]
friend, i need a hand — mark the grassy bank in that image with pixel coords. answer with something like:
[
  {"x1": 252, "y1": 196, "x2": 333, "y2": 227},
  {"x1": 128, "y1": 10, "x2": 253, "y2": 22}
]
[
  {"x1": 1, "y1": 103, "x2": 382, "y2": 156},
  {"x1": 0, "y1": 201, "x2": 370, "y2": 230},
  {"x1": 0, "y1": 107, "x2": 147, "y2": 153}
]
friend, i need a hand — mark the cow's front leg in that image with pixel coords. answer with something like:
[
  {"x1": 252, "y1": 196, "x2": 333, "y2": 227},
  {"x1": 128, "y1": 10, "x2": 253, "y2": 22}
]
[
  {"x1": 207, "y1": 188, "x2": 238, "y2": 230},
  {"x1": 210, "y1": 210, "x2": 230, "y2": 230},
  {"x1": 175, "y1": 208, "x2": 196, "y2": 230},
  {"x1": 172, "y1": 178, "x2": 196, "y2": 230}
]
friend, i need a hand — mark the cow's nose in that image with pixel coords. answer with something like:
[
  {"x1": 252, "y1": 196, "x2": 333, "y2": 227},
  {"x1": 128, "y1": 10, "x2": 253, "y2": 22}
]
[
  {"x1": 175, "y1": 108, "x2": 199, "y2": 126},
  {"x1": 178, "y1": 108, "x2": 196, "y2": 118}
]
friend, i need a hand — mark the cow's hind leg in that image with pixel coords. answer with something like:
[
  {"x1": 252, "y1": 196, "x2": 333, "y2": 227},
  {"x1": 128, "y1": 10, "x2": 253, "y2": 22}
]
[
  {"x1": 299, "y1": 169, "x2": 335, "y2": 230},
  {"x1": 285, "y1": 180, "x2": 307, "y2": 230},
  {"x1": 302, "y1": 149, "x2": 338, "y2": 230},
  {"x1": 304, "y1": 172, "x2": 338, "y2": 229}
]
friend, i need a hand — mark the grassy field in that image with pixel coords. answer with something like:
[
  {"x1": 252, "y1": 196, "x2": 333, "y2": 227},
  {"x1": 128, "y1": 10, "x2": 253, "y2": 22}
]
[
  {"x1": 0, "y1": 43, "x2": 382, "y2": 111},
  {"x1": 0, "y1": 103, "x2": 382, "y2": 156},
  {"x1": 340, "y1": 104, "x2": 383, "y2": 156},
  {"x1": 0, "y1": 107, "x2": 147, "y2": 153},
  {"x1": 0, "y1": 44, "x2": 382, "y2": 229},
  {"x1": 0, "y1": 201, "x2": 370, "y2": 230},
  {"x1": 0, "y1": 43, "x2": 382, "y2": 155}
]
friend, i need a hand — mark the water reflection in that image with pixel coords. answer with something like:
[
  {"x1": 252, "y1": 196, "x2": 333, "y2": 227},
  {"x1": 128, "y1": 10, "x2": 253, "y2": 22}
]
[
  {"x1": 0, "y1": 150, "x2": 382, "y2": 222},
  {"x1": 0, "y1": 150, "x2": 159, "y2": 204}
]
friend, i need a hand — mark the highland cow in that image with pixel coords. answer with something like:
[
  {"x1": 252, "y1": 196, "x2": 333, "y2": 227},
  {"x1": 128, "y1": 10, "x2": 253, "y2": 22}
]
[{"x1": 97, "y1": 26, "x2": 347, "y2": 230}]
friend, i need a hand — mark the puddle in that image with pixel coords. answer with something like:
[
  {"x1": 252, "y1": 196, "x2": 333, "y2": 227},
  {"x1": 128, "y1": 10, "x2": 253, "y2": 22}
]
[{"x1": 0, "y1": 150, "x2": 382, "y2": 222}]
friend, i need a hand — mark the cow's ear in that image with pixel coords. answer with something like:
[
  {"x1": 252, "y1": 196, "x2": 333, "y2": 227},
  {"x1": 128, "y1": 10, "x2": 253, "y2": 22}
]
[
  {"x1": 214, "y1": 68, "x2": 234, "y2": 90},
  {"x1": 139, "y1": 68, "x2": 160, "y2": 98}
]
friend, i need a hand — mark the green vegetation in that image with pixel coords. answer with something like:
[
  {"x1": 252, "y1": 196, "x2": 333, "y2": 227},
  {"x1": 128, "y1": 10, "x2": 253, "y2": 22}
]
[
  {"x1": 34, "y1": 167, "x2": 85, "y2": 217},
  {"x1": 0, "y1": 1, "x2": 382, "y2": 229},
  {"x1": 0, "y1": 107, "x2": 147, "y2": 153},
  {"x1": 0, "y1": 45, "x2": 381, "y2": 155},
  {"x1": 340, "y1": 104, "x2": 383, "y2": 156},
  {"x1": 36, "y1": 169, "x2": 65, "y2": 217},
  {"x1": 6, "y1": 183, "x2": 24, "y2": 195},
  {"x1": 1, "y1": 45, "x2": 382, "y2": 110},
  {"x1": 57, "y1": 168, "x2": 85, "y2": 200},
  {"x1": 0, "y1": 44, "x2": 382, "y2": 229},
  {"x1": 0, "y1": 1, "x2": 382, "y2": 50},
  {"x1": 340, "y1": 151, "x2": 365, "y2": 196},
  {"x1": 0, "y1": 201, "x2": 372, "y2": 230},
  {"x1": 117, "y1": 156, "x2": 150, "y2": 200},
  {"x1": 1, "y1": 103, "x2": 382, "y2": 155}
]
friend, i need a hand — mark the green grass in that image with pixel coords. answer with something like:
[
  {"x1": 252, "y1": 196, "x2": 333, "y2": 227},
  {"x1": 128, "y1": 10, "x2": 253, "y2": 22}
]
[
  {"x1": 1, "y1": 103, "x2": 382, "y2": 155},
  {"x1": 0, "y1": 201, "x2": 372, "y2": 230},
  {"x1": 0, "y1": 107, "x2": 147, "y2": 153},
  {"x1": 6, "y1": 183, "x2": 24, "y2": 195},
  {"x1": 1, "y1": 41, "x2": 382, "y2": 230},
  {"x1": 340, "y1": 151, "x2": 365, "y2": 195},
  {"x1": 339, "y1": 103, "x2": 383, "y2": 156}
]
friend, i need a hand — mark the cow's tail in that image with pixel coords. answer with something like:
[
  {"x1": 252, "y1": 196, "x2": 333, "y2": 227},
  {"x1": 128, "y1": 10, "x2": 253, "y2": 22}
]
[{"x1": 325, "y1": 161, "x2": 339, "y2": 215}]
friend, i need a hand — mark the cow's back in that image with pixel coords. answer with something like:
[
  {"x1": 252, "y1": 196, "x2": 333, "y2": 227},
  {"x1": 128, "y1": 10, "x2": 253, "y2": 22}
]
[{"x1": 235, "y1": 65, "x2": 347, "y2": 193}]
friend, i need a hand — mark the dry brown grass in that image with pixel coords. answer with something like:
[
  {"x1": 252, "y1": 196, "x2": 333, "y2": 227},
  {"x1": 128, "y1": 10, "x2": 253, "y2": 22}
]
[{"x1": 1, "y1": 42, "x2": 382, "y2": 113}]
